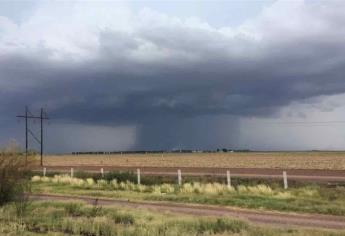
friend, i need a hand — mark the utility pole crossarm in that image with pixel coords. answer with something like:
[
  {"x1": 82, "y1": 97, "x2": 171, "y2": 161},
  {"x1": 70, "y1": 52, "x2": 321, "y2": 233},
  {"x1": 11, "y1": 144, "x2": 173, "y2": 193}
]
[{"x1": 16, "y1": 115, "x2": 49, "y2": 119}]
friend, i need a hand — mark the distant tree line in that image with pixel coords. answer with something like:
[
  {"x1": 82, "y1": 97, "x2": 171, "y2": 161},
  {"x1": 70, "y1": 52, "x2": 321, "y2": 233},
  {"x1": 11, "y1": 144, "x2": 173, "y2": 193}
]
[
  {"x1": 72, "y1": 150, "x2": 194, "y2": 155},
  {"x1": 71, "y1": 149, "x2": 251, "y2": 155}
]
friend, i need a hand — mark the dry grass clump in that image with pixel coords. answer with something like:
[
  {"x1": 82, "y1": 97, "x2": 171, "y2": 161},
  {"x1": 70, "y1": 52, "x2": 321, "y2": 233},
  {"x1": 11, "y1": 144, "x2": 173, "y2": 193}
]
[
  {"x1": 178, "y1": 182, "x2": 235, "y2": 195},
  {"x1": 31, "y1": 176, "x2": 41, "y2": 182},
  {"x1": 236, "y1": 185, "x2": 273, "y2": 195},
  {"x1": 237, "y1": 185, "x2": 248, "y2": 194},
  {"x1": 34, "y1": 175, "x2": 86, "y2": 187},
  {"x1": 180, "y1": 183, "x2": 194, "y2": 193},
  {"x1": 247, "y1": 185, "x2": 273, "y2": 195},
  {"x1": 32, "y1": 175, "x2": 278, "y2": 197},
  {"x1": 160, "y1": 184, "x2": 175, "y2": 194},
  {"x1": 86, "y1": 178, "x2": 95, "y2": 186},
  {"x1": 40, "y1": 176, "x2": 50, "y2": 182}
]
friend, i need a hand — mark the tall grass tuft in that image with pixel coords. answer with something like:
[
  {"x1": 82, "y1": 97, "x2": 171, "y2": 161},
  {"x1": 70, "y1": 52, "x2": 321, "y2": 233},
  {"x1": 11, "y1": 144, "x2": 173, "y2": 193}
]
[{"x1": 32, "y1": 174, "x2": 296, "y2": 199}]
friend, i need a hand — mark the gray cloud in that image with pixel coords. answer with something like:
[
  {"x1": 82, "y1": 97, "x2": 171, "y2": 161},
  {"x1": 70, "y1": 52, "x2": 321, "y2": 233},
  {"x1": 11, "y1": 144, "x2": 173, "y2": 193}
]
[{"x1": 1, "y1": 1, "x2": 345, "y2": 151}]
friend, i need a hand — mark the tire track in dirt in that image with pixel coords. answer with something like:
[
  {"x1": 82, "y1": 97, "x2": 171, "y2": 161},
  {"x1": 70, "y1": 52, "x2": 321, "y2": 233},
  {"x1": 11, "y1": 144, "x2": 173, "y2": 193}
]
[{"x1": 31, "y1": 193, "x2": 345, "y2": 230}]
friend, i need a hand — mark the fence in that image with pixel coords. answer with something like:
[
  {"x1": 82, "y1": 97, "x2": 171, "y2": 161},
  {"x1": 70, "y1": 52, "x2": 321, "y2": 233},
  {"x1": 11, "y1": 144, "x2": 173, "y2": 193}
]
[
  {"x1": 32, "y1": 166, "x2": 345, "y2": 184},
  {"x1": 33, "y1": 166, "x2": 345, "y2": 188}
]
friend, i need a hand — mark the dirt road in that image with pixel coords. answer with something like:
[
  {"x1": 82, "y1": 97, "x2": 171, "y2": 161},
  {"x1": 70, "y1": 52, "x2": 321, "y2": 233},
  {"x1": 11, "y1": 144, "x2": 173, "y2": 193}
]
[
  {"x1": 34, "y1": 166, "x2": 345, "y2": 182},
  {"x1": 31, "y1": 193, "x2": 345, "y2": 230}
]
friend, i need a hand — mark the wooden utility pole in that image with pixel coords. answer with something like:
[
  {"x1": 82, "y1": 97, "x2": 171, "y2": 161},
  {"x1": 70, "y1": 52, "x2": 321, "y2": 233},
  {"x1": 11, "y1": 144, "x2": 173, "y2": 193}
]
[
  {"x1": 25, "y1": 106, "x2": 28, "y2": 164},
  {"x1": 16, "y1": 107, "x2": 49, "y2": 166},
  {"x1": 40, "y1": 108, "x2": 44, "y2": 166}
]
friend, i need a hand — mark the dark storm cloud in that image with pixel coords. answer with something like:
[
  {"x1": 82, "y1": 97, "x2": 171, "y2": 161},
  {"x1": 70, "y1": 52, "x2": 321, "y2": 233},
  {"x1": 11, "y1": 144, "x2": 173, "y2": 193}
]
[{"x1": 1, "y1": 1, "x2": 345, "y2": 150}]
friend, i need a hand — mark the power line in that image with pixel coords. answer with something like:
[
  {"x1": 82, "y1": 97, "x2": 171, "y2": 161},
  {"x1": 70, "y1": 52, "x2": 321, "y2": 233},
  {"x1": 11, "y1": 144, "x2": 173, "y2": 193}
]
[{"x1": 16, "y1": 107, "x2": 49, "y2": 166}]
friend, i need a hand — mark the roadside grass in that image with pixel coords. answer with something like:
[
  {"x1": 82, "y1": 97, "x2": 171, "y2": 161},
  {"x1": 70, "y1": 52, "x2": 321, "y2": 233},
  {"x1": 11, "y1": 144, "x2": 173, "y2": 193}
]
[
  {"x1": 0, "y1": 200, "x2": 344, "y2": 236},
  {"x1": 31, "y1": 175, "x2": 345, "y2": 216},
  {"x1": 32, "y1": 170, "x2": 340, "y2": 188}
]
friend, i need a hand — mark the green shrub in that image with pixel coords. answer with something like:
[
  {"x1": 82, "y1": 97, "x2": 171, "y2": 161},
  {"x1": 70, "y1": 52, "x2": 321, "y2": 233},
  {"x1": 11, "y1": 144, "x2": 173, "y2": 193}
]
[
  {"x1": 104, "y1": 171, "x2": 136, "y2": 183},
  {"x1": 0, "y1": 146, "x2": 32, "y2": 206}
]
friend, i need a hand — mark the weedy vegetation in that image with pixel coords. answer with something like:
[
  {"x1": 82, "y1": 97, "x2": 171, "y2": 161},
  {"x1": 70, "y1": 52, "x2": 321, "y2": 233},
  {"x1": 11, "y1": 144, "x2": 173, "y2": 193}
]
[
  {"x1": 31, "y1": 174, "x2": 345, "y2": 216},
  {"x1": 0, "y1": 141, "x2": 35, "y2": 213},
  {"x1": 0, "y1": 201, "x2": 344, "y2": 236}
]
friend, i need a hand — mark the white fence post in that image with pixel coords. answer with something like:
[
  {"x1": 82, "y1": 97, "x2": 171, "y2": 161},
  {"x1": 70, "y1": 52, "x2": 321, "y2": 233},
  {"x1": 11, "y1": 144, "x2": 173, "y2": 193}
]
[
  {"x1": 283, "y1": 171, "x2": 288, "y2": 189},
  {"x1": 43, "y1": 167, "x2": 46, "y2": 177},
  {"x1": 71, "y1": 168, "x2": 74, "y2": 178},
  {"x1": 227, "y1": 170, "x2": 231, "y2": 188},
  {"x1": 137, "y1": 168, "x2": 141, "y2": 185},
  {"x1": 177, "y1": 169, "x2": 182, "y2": 185},
  {"x1": 101, "y1": 168, "x2": 104, "y2": 177}
]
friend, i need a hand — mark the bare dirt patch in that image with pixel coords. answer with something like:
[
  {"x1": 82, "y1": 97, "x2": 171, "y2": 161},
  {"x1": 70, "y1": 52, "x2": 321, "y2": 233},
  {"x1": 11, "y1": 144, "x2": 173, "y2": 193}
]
[{"x1": 44, "y1": 152, "x2": 345, "y2": 170}]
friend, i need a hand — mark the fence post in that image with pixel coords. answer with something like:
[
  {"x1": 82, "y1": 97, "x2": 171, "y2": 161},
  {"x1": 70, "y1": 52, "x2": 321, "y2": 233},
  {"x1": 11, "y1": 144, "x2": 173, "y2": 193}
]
[
  {"x1": 43, "y1": 167, "x2": 46, "y2": 177},
  {"x1": 283, "y1": 171, "x2": 288, "y2": 189},
  {"x1": 71, "y1": 168, "x2": 74, "y2": 178},
  {"x1": 101, "y1": 168, "x2": 104, "y2": 177},
  {"x1": 177, "y1": 169, "x2": 182, "y2": 185},
  {"x1": 137, "y1": 168, "x2": 141, "y2": 185},
  {"x1": 227, "y1": 170, "x2": 231, "y2": 188}
]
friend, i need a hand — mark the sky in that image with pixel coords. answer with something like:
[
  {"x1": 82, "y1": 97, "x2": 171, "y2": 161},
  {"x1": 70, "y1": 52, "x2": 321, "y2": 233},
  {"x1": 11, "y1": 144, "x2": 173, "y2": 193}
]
[{"x1": 1, "y1": 0, "x2": 345, "y2": 153}]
